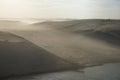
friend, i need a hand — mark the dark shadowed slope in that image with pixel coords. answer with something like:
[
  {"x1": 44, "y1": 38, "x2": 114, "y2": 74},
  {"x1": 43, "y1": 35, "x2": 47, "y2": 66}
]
[
  {"x1": 74, "y1": 30, "x2": 120, "y2": 47},
  {"x1": 0, "y1": 31, "x2": 78, "y2": 79},
  {"x1": 68, "y1": 20, "x2": 120, "y2": 47}
]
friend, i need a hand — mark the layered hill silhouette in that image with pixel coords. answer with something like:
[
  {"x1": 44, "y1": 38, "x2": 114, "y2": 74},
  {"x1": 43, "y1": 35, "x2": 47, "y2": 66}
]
[
  {"x1": 33, "y1": 19, "x2": 120, "y2": 31},
  {"x1": 0, "y1": 31, "x2": 77, "y2": 78}
]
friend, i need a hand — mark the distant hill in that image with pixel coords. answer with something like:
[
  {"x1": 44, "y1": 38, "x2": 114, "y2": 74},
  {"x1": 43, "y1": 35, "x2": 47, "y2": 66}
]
[
  {"x1": 33, "y1": 19, "x2": 120, "y2": 31},
  {"x1": 33, "y1": 19, "x2": 120, "y2": 47}
]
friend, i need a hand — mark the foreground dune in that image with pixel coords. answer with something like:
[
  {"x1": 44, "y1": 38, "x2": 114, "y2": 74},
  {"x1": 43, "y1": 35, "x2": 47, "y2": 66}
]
[{"x1": 0, "y1": 31, "x2": 78, "y2": 78}]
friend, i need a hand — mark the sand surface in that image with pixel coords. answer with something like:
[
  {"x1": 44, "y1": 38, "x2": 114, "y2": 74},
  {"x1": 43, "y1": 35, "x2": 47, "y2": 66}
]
[
  {"x1": 0, "y1": 19, "x2": 120, "y2": 78},
  {"x1": 0, "y1": 31, "x2": 76, "y2": 78}
]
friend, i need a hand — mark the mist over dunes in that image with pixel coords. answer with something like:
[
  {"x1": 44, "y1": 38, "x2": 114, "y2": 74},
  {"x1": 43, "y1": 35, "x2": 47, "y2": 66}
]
[
  {"x1": 33, "y1": 19, "x2": 120, "y2": 47},
  {"x1": 0, "y1": 19, "x2": 120, "y2": 78}
]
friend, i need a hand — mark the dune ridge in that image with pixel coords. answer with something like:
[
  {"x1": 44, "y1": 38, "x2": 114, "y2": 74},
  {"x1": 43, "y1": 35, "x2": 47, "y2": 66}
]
[{"x1": 0, "y1": 31, "x2": 79, "y2": 79}]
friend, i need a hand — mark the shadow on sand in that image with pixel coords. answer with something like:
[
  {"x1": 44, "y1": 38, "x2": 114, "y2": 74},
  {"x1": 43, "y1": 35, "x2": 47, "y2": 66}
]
[{"x1": 0, "y1": 31, "x2": 80, "y2": 79}]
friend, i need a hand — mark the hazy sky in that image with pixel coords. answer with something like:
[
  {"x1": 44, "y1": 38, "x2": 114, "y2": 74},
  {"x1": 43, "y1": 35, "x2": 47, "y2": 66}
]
[{"x1": 0, "y1": 0, "x2": 120, "y2": 19}]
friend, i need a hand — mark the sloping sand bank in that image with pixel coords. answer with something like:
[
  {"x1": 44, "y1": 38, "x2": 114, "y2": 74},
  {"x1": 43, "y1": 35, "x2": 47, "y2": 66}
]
[{"x1": 0, "y1": 31, "x2": 78, "y2": 78}]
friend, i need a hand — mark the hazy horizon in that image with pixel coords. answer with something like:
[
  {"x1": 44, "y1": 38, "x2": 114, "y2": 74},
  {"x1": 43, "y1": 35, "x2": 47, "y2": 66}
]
[{"x1": 0, "y1": 0, "x2": 120, "y2": 19}]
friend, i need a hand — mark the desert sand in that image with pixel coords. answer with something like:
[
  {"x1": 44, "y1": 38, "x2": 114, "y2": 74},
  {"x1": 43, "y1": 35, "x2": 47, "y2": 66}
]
[
  {"x1": 0, "y1": 19, "x2": 120, "y2": 78},
  {"x1": 0, "y1": 31, "x2": 77, "y2": 78}
]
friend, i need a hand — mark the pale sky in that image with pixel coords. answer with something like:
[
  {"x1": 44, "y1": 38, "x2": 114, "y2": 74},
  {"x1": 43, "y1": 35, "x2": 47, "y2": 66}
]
[{"x1": 0, "y1": 0, "x2": 120, "y2": 19}]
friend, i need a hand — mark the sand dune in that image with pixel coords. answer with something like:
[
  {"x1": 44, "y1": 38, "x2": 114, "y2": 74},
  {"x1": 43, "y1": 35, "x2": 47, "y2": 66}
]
[
  {"x1": 0, "y1": 31, "x2": 77, "y2": 78},
  {"x1": 0, "y1": 19, "x2": 120, "y2": 69},
  {"x1": 33, "y1": 19, "x2": 120, "y2": 31},
  {"x1": 33, "y1": 19, "x2": 120, "y2": 47}
]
